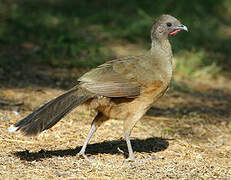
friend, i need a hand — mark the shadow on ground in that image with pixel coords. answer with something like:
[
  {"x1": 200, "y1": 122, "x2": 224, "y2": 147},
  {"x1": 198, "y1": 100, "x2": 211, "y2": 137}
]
[
  {"x1": 0, "y1": 64, "x2": 79, "y2": 89},
  {"x1": 148, "y1": 87, "x2": 231, "y2": 121},
  {"x1": 13, "y1": 137, "x2": 169, "y2": 161}
]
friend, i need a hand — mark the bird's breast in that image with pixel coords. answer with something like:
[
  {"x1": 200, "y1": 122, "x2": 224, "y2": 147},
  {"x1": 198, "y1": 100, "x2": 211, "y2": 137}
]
[{"x1": 137, "y1": 55, "x2": 173, "y2": 87}]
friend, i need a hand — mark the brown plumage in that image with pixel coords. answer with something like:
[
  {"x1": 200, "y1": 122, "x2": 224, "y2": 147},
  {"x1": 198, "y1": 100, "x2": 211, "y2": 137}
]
[{"x1": 9, "y1": 14, "x2": 188, "y2": 161}]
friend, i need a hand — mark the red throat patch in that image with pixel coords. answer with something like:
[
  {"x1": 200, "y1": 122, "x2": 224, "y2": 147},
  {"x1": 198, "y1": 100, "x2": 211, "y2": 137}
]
[{"x1": 168, "y1": 29, "x2": 181, "y2": 36}]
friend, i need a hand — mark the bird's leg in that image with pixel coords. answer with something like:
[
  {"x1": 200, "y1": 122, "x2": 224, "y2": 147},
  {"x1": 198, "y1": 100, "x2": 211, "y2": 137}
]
[
  {"x1": 78, "y1": 112, "x2": 108, "y2": 160},
  {"x1": 78, "y1": 123, "x2": 96, "y2": 160},
  {"x1": 124, "y1": 129, "x2": 152, "y2": 162},
  {"x1": 124, "y1": 131, "x2": 136, "y2": 161},
  {"x1": 123, "y1": 103, "x2": 153, "y2": 162}
]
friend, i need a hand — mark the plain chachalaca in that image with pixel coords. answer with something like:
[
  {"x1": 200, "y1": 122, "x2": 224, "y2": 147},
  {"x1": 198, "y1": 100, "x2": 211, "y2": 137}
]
[{"x1": 9, "y1": 14, "x2": 188, "y2": 161}]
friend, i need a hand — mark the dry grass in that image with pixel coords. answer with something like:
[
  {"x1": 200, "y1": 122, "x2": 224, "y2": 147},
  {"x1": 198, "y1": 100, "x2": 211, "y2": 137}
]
[{"x1": 0, "y1": 73, "x2": 231, "y2": 179}]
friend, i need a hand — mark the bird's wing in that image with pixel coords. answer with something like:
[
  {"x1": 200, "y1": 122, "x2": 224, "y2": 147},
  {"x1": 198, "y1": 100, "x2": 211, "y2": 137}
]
[{"x1": 78, "y1": 55, "x2": 149, "y2": 98}]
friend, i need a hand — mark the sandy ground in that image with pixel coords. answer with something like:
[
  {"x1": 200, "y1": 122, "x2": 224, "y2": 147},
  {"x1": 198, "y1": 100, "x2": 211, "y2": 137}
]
[{"x1": 0, "y1": 44, "x2": 231, "y2": 179}]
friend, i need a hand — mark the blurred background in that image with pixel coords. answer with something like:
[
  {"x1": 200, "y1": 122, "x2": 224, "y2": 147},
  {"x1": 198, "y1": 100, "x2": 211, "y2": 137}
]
[{"x1": 0, "y1": 0, "x2": 231, "y2": 88}]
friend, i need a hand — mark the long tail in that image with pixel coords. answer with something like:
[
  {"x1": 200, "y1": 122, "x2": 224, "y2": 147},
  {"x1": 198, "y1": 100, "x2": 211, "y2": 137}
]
[{"x1": 8, "y1": 87, "x2": 93, "y2": 136}]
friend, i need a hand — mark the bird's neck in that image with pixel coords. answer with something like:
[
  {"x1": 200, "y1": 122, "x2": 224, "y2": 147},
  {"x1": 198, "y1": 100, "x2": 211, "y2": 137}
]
[{"x1": 150, "y1": 38, "x2": 173, "y2": 63}]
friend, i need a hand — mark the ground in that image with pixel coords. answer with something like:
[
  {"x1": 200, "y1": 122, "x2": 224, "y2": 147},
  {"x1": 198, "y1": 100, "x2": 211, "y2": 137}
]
[{"x1": 0, "y1": 47, "x2": 231, "y2": 179}]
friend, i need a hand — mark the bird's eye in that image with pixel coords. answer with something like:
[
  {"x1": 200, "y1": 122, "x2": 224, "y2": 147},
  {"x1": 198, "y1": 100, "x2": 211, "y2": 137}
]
[{"x1": 166, "y1": 22, "x2": 172, "y2": 27}]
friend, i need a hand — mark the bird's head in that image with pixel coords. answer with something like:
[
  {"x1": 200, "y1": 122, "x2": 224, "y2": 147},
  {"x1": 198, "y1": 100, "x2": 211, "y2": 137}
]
[{"x1": 151, "y1": 14, "x2": 188, "y2": 41}]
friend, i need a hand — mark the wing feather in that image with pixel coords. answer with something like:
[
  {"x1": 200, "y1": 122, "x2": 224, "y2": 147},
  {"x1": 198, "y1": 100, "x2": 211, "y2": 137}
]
[
  {"x1": 78, "y1": 55, "x2": 150, "y2": 98},
  {"x1": 81, "y1": 82, "x2": 140, "y2": 98}
]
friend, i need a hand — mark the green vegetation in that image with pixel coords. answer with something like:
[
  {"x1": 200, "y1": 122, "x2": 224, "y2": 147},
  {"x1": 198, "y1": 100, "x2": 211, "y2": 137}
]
[{"x1": 0, "y1": 0, "x2": 231, "y2": 74}]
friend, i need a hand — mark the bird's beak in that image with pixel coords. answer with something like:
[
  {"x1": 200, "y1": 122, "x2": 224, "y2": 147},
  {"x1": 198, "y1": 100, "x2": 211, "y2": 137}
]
[
  {"x1": 168, "y1": 24, "x2": 188, "y2": 36},
  {"x1": 173, "y1": 24, "x2": 188, "y2": 32}
]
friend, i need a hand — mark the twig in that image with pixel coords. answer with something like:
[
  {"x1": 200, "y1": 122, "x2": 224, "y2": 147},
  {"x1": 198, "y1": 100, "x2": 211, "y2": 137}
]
[
  {"x1": 0, "y1": 99, "x2": 24, "y2": 106},
  {"x1": 0, "y1": 138, "x2": 34, "y2": 144}
]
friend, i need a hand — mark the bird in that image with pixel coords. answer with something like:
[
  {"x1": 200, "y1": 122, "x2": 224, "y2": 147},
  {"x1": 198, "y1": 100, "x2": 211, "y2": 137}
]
[{"x1": 9, "y1": 14, "x2": 188, "y2": 161}]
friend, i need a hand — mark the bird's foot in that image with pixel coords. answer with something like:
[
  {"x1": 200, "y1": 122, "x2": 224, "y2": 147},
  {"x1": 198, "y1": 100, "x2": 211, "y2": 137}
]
[
  {"x1": 77, "y1": 152, "x2": 94, "y2": 161},
  {"x1": 124, "y1": 156, "x2": 152, "y2": 163}
]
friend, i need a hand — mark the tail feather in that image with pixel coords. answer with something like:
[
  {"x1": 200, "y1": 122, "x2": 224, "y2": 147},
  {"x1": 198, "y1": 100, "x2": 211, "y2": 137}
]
[{"x1": 9, "y1": 87, "x2": 93, "y2": 136}]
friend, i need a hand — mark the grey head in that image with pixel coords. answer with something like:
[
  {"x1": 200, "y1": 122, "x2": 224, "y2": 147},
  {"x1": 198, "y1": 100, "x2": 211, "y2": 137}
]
[{"x1": 151, "y1": 14, "x2": 188, "y2": 41}]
